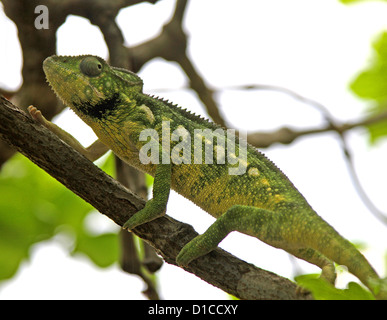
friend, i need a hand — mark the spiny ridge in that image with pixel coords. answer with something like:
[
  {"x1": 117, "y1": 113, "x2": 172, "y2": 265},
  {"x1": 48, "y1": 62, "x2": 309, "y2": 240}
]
[{"x1": 148, "y1": 94, "x2": 219, "y2": 129}]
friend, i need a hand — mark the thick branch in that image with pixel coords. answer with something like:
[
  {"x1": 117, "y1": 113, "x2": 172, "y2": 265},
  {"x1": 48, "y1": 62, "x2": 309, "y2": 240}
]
[{"x1": 0, "y1": 96, "x2": 311, "y2": 300}]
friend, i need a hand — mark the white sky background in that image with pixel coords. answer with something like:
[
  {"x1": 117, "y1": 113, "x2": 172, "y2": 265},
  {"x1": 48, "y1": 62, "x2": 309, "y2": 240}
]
[{"x1": 1, "y1": 0, "x2": 387, "y2": 299}]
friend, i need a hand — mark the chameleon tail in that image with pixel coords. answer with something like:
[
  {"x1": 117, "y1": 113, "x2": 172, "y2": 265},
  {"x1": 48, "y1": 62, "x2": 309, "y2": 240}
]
[{"x1": 314, "y1": 224, "x2": 386, "y2": 299}]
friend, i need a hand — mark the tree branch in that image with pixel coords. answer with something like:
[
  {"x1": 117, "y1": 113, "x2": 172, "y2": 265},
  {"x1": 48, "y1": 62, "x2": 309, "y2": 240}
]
[{"x1": 0, "y1": 96, "x2": 312, "y2": 300}]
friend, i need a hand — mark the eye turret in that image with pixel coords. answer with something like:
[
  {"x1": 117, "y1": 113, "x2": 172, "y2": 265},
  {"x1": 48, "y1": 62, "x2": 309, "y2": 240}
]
[{"x1": 80, "y1": 56, "x2": 103, "y2": 77}]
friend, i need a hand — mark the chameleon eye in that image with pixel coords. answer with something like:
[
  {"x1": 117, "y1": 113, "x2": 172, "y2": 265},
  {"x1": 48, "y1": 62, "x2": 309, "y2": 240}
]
[{"x1": 80, "y1": 57, "x2": 103, "y2": 77}]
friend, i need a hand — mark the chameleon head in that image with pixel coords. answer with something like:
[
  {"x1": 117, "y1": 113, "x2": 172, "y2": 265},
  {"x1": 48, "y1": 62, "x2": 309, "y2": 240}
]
[{"x1": 43, "y1": 55, "x2": 143, "y2": 121}]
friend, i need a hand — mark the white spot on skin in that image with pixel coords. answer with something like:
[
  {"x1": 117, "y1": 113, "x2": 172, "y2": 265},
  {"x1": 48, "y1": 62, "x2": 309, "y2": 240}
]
[
  {"x1": 139, "y1": 104, "x2": 155, "y2": 124},
  {"x1": 248, "y1": 167, "x2": 260, "y2": 177}
]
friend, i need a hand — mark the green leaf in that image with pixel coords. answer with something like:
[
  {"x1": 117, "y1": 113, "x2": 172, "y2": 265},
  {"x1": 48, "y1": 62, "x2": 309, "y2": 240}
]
[
  {"x1": 349, "y1": 31, "x2": 387, "y2": 143},
  {"x1": 351, "y1": 33, "x2": 387, "y2": 102},
  {"x1": 0, "y1": 154, "x2": 119, "y2": 281},
  {"x1": 97, "y1": 152, "x2": 115, "y2": 176},
  {"x1": 0, "y1": 155, "x2": 59, "y2": 280},
  {"x1": 74, "y1": 232, "x2": 119, "y2": 268},
  {"x1": 341, "y1": 0, "x2": 387, "y2": 4},
  {"x1": 295, "y1": 274, "x2": 374, "y2": 300},
  {"x1": 351, "y1": 68, "x2": 387, "y2": 102},
  {"x1": 145, "y1": 173, "x2": 154, "y2": 188},
  {"x1": 366, "y1": 116, "x2": 387, "y2": 144}
]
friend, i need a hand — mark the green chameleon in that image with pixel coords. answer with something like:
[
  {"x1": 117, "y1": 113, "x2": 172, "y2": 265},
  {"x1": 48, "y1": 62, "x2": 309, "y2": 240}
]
[{"x1": 28, "y1": 55, "x2": 386, "y2": 299}]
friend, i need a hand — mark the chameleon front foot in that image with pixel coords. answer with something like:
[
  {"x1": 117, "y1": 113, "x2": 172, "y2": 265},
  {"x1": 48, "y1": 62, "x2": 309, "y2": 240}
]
[{"x1": 122, "y1": 217, "x2": 137, "y2": 230}]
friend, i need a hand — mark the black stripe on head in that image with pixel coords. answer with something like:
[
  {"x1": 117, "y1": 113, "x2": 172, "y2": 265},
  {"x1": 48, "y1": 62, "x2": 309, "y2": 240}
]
[{"x1": 73, "y1": 93, "x2": 121, "y2": 119}]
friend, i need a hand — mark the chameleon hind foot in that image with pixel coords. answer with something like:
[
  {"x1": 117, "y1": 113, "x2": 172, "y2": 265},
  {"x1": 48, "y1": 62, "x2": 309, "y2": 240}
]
[
  {"x1": 288, "y1": 247, "x2": 336, "y2": 285},
  {"x1": 319, "y1": 263, "x2": 337, "y2": 285},
  {"x1": 28, "y1": 105, "x2": 47, "y2": 126},
  {"x1": 177, "y1": 205, "x2": 275, "y2": 266},
  {"x1": 368, "y1": 277, "x2": 387, "y2": 300},
  {"x1": 176, "y1": 233, "x2": 218, "y2": 267}
]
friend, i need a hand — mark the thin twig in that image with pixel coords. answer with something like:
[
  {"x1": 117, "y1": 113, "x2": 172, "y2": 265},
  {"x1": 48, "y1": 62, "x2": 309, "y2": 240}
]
[{"x1": 231, "y1": 84, "x2": 387, "y2": 226}]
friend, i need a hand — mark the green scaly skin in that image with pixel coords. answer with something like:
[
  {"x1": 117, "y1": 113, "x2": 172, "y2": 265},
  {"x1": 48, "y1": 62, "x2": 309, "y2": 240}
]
[{"x1": 39, "y1": 55, "x2": 386, "y2": 299}]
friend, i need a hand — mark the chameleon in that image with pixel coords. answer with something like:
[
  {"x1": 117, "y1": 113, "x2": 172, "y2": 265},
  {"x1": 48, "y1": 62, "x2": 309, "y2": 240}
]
[{"x1": 28, "y1": 54, "x2": 386, "y2": 299}]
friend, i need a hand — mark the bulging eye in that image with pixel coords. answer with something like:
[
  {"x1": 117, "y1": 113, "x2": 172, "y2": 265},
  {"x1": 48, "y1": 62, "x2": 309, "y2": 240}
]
[{"x1": 80, "y1": 57, "x2": 103, "y2": 77}]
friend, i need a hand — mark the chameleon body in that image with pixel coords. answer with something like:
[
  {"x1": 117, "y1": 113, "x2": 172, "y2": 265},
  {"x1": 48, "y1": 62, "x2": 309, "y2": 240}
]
[{"x1": 30, "y1": 55, "x2": 386, "y2": 298}]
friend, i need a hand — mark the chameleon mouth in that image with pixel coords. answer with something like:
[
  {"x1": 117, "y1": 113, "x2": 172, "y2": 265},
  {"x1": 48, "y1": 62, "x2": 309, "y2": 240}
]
[
  {"x1": 43, "y1": 56, "x2": 81, "y2": 107},
  {"x1": 43, "y1": 55, "x2": 104, "y2": 113}
]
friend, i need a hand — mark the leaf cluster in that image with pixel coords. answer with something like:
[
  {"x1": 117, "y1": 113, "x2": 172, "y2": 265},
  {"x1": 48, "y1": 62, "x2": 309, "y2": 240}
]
[
  {"x1": 350, "y1": 32, "x2": 387, "y2": 142},
  {"x1": 295, "y1": 274, "x2": 375, "y2": 300},
  {"x1": 0, "y1": 154, "x2": 118, "y2": 281}
]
